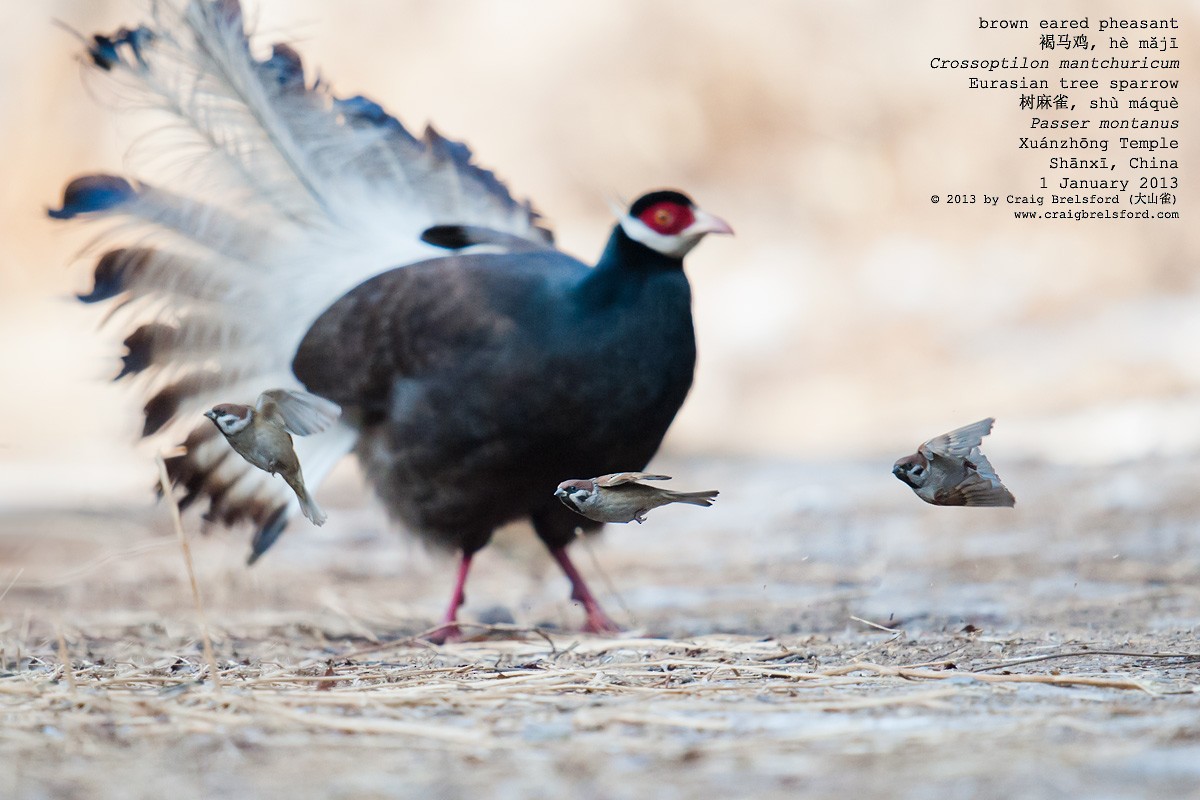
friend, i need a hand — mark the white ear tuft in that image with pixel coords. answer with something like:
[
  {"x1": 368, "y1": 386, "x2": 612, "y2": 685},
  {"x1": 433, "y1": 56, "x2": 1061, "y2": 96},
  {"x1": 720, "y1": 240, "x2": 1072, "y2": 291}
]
[
  {"x1": 620, "y1": 215, "x2": 703, "y2": 258},
  {"x1": 606, "y1": 192, "x2": 628, "y2": 220}
]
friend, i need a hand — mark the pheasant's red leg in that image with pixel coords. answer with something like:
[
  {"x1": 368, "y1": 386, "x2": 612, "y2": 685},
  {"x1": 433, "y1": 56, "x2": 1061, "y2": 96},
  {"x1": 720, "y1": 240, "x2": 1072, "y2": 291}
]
[
  {"x1": 550, "y1": 547, "x2": 620, "y2": 634},
  {"x1": 426, "y1": 551, "x2": 473, "y2": 644}
]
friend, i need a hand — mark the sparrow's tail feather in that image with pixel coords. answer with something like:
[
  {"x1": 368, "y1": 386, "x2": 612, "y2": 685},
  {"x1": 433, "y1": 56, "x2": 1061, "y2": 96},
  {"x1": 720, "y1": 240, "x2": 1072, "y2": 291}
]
[
  {"x1": 668, "y1": 490, "x2": 720, "y2": 508},
  {"x1": 285, "y1": 472, "x2": 327, "y2": 528},
  {"x1": 53, "y1": 0, "x2": 550, "y2": 558}
]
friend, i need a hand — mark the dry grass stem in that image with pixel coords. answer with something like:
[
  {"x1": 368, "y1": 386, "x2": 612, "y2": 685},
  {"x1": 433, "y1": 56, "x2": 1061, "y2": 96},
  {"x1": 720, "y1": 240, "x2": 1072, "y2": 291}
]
[
  {"x1": 154, "y1": 454, "x2": 222, "y2": 694},
  {"x1": 54, "y1": 625, "x2": 75, "y2": 693},
  {"x1": 850, "y1": 615, "x2": 903, "y2": 633},
  {"x1": 0, "y1": 568, "x2": 23, "y2": 606},
  {"x1": 971, "y1": 650, "x2": 1200, "y2": 673}
]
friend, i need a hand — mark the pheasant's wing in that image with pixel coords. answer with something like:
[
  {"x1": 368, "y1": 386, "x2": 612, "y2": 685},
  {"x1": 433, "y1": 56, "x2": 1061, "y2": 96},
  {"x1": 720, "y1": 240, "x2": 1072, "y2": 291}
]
[
  {"x1": 256, "y1": 390, "x2": 341, "y2": 436},
  {"x1": 595, "y1": 473, "x2": 673, "y2": 488},
  {"x1": 921, "y1": 418, "x2": 995, "y2": 460},
  {"x1": 51, "y1": 0, "x2": 552, "y2": 557}
]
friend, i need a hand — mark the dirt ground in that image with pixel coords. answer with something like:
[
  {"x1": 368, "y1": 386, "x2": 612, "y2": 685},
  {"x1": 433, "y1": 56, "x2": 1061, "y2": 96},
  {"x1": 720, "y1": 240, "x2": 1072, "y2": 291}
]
[{"x1": 2, "y1": 454, "x2": 1200, "y2": 799}]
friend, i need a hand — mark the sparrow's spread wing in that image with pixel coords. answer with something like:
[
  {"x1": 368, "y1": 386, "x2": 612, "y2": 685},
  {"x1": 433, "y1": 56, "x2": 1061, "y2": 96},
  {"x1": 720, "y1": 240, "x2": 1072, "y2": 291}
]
[
  {"x1": 257, "y1": 389, "x2": 341, "y2": 436},
  {"x1": 921, "y1": 418, "x2": 995, "y2": 459},
  {"x1": 934, "y1": 477, "x2": 1016, "y2": 507},
  {"x1": 969, "y1": 452, "x2": 1003, "y2": 484},
  {"x1": 933, "y1": 456, "x2": 1016, "y2": 507},
  {"x1": 595, "y1": 472, "x2": 672, "y2": 488}
]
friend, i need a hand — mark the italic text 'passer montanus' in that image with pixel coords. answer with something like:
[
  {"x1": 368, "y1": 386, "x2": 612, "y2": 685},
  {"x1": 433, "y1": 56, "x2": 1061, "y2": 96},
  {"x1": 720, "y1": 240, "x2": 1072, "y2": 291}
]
[
  {"x1": 555, "y1": 472, "x2": 719, "y2": 524},
  {"x1": 892, "y1": 418, "x2": 1015, "y2": 507},
  {"x1": 205, "y1": 390, "x2": 341, "y2": 525}
]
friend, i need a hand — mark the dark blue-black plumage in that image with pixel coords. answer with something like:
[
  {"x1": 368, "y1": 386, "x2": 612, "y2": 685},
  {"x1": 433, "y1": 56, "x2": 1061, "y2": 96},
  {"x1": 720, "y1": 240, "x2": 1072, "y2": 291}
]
[
  {"x1": 50, "y1": 0, "x2": 729, "y2": 635},
  {"x1": 293, "y1": 220, "x2": 698, "y2": 555},
  {"x1": 48, "y1": 175, "x2": 136, "y2": 220},
  {"x1": 291, "y1": 203, "x2": 724, "y2": 635}
]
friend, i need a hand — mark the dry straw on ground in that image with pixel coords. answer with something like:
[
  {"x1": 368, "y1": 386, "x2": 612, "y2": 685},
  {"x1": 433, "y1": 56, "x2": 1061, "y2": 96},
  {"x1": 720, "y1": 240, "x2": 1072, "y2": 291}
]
[
  {"x1": 6, "y1": 626, "x2": 1197, "y2": 752},
  {"x1": 4, "y1": 457, "x2": 1200, "y2": 798}
]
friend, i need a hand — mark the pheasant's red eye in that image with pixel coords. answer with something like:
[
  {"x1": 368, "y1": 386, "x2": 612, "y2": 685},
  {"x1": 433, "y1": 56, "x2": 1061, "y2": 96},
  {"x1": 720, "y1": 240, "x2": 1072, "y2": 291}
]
[{"x1": 638, "y1": 201, "x2": 694, "y2": 235}]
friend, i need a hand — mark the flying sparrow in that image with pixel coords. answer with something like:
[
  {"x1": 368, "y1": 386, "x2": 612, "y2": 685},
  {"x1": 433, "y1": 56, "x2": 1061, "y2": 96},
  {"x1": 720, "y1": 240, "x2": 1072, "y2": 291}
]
[
  {"x1": 892, "y1": 418, "x2": 1015, "y2": 507},
  {"x1": 555, "y1": 472, "x2": 719, "y2": 524},
  {"x1": 204, "y1": 389, "x2": 341, "y2": 525}
]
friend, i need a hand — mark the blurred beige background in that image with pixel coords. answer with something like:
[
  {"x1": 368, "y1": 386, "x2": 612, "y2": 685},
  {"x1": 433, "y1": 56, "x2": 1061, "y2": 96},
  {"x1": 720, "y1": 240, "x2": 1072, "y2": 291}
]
[{"x1": 1, "y1": 0, "x2": 1198, "y2": 509}]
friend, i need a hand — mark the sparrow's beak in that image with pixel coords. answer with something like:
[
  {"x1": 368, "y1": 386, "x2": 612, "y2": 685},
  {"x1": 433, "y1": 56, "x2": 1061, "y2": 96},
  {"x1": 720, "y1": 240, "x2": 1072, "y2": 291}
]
[
  {"x1": 204, "y1": 409, "x2": 218, "y2": 421},
  {"x1": 686, "y1": 207, "x2": 734, "y2": 237},
  {"x1": 554, "y1": 487, "x2": 568, "y2": 499},
  {"x1": 891, "y1": 463, "x2": 905, "y2": 477}
]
